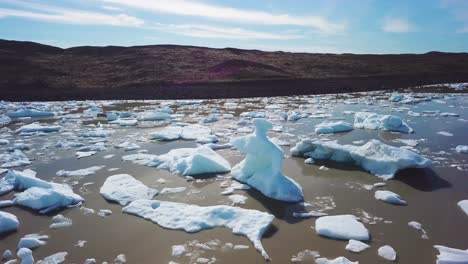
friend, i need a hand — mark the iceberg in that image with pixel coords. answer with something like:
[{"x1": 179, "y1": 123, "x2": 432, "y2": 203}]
[
  {"x1": 7, "y1": 109, "x2": 54, "y2": 118},
  {"x1": 315, "y1": 215, "x2": 370, "y2": 241},
  {"x1": 354, "y1": 112, "x2": 413, "y2": 133},
  {"x1": 15, "y1": 123, "x2": 61, "y2": 134},
  {"x1": 291, "y1": 139, "x2": 432, "y2": 179},
  {"x1": 0, "y1": 211, "x2": 19, "y2": 234},
  {"x1": 230, "y1": 119, "x2": 303, "y2": 202},
  {"x1": 375, "y1": 190, "x2": 407, "y2": 205},
  {"x1": 122, "y1": 199, "x2": 274, "y2": 260},
  {"x1": 0, "y1": 169, "x2": 83, "y2": 213},
  {"x1": 434, "y1": 245, "x2": 468, "y2": 264},
  {"x1": 100, "y1": 174, "x2": 158, "y2": 205},
  {"x1": 149, "y1": 124, "x2": 212, "y2": 142},
  {"x1": 315, "y1": 121, "x2": 353, "y2": 134},
  {"x1": 122, "y1": 145, "x2": 231, "y2": 176}
]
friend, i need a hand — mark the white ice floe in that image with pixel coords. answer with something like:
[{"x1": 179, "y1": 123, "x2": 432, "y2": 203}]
[
  {"x1": 79, "y1": 128, "x2": 113, "y2": 138},
  {"x1": 123, "y1": 145, "x2": 231, "y2": 176},
  {"x1": 346, "y1": 239, "x2": 370, "y2": 253},
  {"x1": 408, "y1": 221, "x2": 428, "y2": 239},
  {"x1": 374, "y1": 190, "x2": 407, "y2": 205},
  {"x1": 18, "y1": 233, "x2": 48, "y2": 249},
  {"x1": 97, "y1": 209, "x2": 112, "y2": 217},
  {"x1": 434, "y1": 245, "x2": 468, "y2": 264},
  {"x1": 15, "y1": 123, "x2": 61, "y2": 134},
  {"x1": 0, "y1": 211, "x2": 19, "y2": 234},
  {"x1": 36, "y1": 252, "x2": 67, "y2": 264},
  {"x1": 292, "y1": 211, "x2": 327, "y2": 218},
  {"x1": 49, "y1": 214, "x2": 72, "y2": 229},
  {"x1": 290, "y1": 249, "x2": 320, "y2": 262},
  {"x1": 110, "y1": 118, "x2": 138, "y2": 127},
  {"x1": 354, "y1": 112, "x2": 413, "y2": 133},
  {"x1": 456, "y1": 146, "x2": 468, "y2": 154},
  {"x1": 159, "y1": 187, "x2": 186, "y2": 195},
  {"x1": 291, "y1": 139, "x2": 432, "y2": 179},
  {"x1": 7, "y1": 109, "x2": 54, "y2": 118},
  {"x1": 0, "y1": 149, "x2": 31, "y2": 168},
  {"x1": 228, "y1": 194, "x2": 248, "y2": 205},
  {"x1": 149, "y1": 124, "x2": 212, "y2": 142},
  {"x1": 458, "y1": 200, "x2": 468, "y2": 216},
  {"x1": 122, "y1": 199, "x2": 274, "y2": 260},
  {"x1": 315, "y1": 121, "x2": 353, "y2": 134},
  {"x1": 389, "y1": 93, "x2": 403, "y2": 102},
  {"x1": 171, "y1": 245, "x2": 186, "y2": 257},
  {"x1": 378, "y1": 245, "x2": 397, "y2": 261},
  {"x1": 76, "y1": 151, "x2": 97, "y2": 159},
  {"x1": 315, "y1": 214, "x2": 370, "y2": 241},
  {"x1": 3, "y1": 249, "x2": 12, "y2": 259},
  {"x1": 100, "y1": 174, "x2": 158, "y2": 205},
  {"x1": 316, "y1": 257, "x2": 357, "y2": 264},
  {"x1": 115, "y1": 141, "x2": 140, "y2": 151},
  {"x1": 230, "y1": 119, "x2": 303, "y2": 202},
  {"x1": 437, "y1": 131, "x2": 453, "y2": 137},
  {"x1": 0, "y1": 115, "x2": 12, "y2": 126},
  {"x1": 1, "y1": 169, "x2": 83, "y2": 213},
  {"x1": 56, "y1": 166, "x2": 105, "y2": 177},
  {"x1": 17, "y1": 248, "x2": 34, "y2": 264},
  {"x1": 138, "y1": 111, "x2": 172, "y2": 121}
]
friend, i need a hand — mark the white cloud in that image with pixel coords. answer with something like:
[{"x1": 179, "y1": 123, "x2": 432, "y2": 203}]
[
  {"x1": 0, "y1": 1, "x2": 143, "y2": 26},
  {"x1": 102, "y1": 0, "x2": 345, "y2": 33},
  {"x1": 150, "y1": 23, "x2": 304, "y2": 40},
  {"x1": 101, "y1": 5, "x2": 123, "y2": 11},
  {"x1": 382, "y1": 18, "x2": 413, "y2": 33}
]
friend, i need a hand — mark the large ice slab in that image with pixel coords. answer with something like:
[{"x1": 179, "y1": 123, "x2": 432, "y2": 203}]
[
  {"x1": 7, "y1": 109, "x2": 54, "y2": 118},
  {"x1": 354, "y1": 112, "x2": 413, "y2": 133},
  {"x1": 149, "y1": 124, "x2": 212, "y2": 141},
  {"x1": 122, "y1": 145, "x2": 231, "y2": 176},
  {"x1": 100, "y1": 174, "x2": 158, "y2": 205},
  {"x1": 230, "y1": 119, "x2": 303, "y2": 202},
  {"x1": 291, "y1": 139, "x2": 432, "y2": 179},
  {"x1": 315, "y1": 121, "x2": 353, "y2": 134},
  {"x1": 0, "y1": 211, "x2": 19, "y2": 234},
  {"x1": 0, "y1": 169, "x2": 83, "y2": 213},
  {"x1": 122, "y1": 199, "x2": 274, "y2": 260},
  {"x1": 434, "y1": 245, "x2": 468, "y2": 264},
  {"x1": 15, "y1": 123, "x2": 61, "y2": 134},
  {"x1": 315, "y1": 214, "x2": 370, "y2": 241}
]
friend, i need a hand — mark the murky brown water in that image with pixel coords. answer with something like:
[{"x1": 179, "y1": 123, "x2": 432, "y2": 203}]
[{"x1": 1, "y1": 92, "x2": 468, "y2": 264}]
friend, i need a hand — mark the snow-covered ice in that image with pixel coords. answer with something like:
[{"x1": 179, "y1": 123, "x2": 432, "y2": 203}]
[
  {"x1": 0, "y1": 211, "x2": 19, "y2": 234},
  {"x1": 100, "y1": 174, "x2": 158, "y2": 206},
  {"x1": 456, "y1": 145, "x2": 468, "y2": 154},
  {"x1": 122, "y1": 199, "x2": 274, "y2": 259},
  {"x1": 230, "y1": 119, "x2": 303, "y2": 202},
  {"x1": 0, "y1": 149, "x2": 31, "y2": 168},
  {"x1": 315, "y1": 121, "x2": 353, "y2": 134},
  {"x1": 375, "y1": 190, "x2": 407, "y2": 205},
  {"x1": 315, "y1": 214, "x2": 370, "y2": 241},
  {"x1": 149, "y1": 124, "x2": 212, "y2": 142},
  {"x1": 378, "y1": 245, "x2": 397, "y2": 261},
  {"x1": 437, "y1": 131, "x2": 453, "y2": 137},
  {"x1": 354, "y1": 112, "x2": 413, "y2": 133},
  {"x1": 434, "y1": 245, "x2": 468, "y2": 264},
  {"x1": 291, "y1": 139, "x2": 432, "y2": 179}
]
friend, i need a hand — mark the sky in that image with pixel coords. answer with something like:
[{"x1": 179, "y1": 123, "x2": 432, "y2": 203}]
[{"x1": 0, "y1": 0, "x2": 467, "y2": 54}]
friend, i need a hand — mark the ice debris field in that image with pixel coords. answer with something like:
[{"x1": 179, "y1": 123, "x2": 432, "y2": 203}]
[{"x1": 0, "y1": 90, "x2": 468, "y2": 263}]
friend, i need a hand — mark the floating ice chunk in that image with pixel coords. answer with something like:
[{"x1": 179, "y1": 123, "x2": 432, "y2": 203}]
[
  {"x1": 434, "y1": 245, "x2": 468, "y2": 264},
  {"x1": 100, "y1": 174, "x2": 158, "y2": 206},
  {"x1": 122, "y1": 199, "x2": 274, "y2": 260},
  {"x1": 203, "y1": 116, "x2": 219, "y2": 123},
  {"x1": 18, "y1": 234, "x2": 48, "y2": 249},
  {"x1": 228, "y1": 194, "x2": 248, "y2": 205},
  {"x1": 56, "y1": 166, "x2": 105, "y2": 177},
  {"x1": 240, "y1": 112, "x2": 266, "y2": 119},
  {"x1": 292, "y1": 211, "x2": 327, "y2": 218},
  {"x1": 76, "y1": 151, "x2": 97, "y2": 159},
  {"x1": 49, "y1": 214, "x2": 72, "y2": 229},
  {"x1": 315, "y1": 121, "x2": 353, "y2": 134},
  {"x1": 80, "y1": 128, "x2": 113, "y2": 138},
  {"x1": 290, "y1": 249, "x2": 320, "y2": 262},
  {"x1": 437, "y1": 131, "x2": 453, "y2": 137},
  {"x1": 36, "y1": 252, "x2": 67, "y2": 264},
  {"x1": 138, "y1": 111, "x2": 172, "y2": 121},
  {"x1": 116, "y1": 141, "x2": 140, "y2": 151},
  {"x1": 97, "y1": 209, "x2": 112, "y2": 217},
  {"x1": 456, "y1": 146, "x2": 468, "y2": 154},
  {"x1": 0, "y1": 115, "x2": 12, "y2": 126},
  {"x1": 291, "y1": 139, "x2": 432, "y2": 179},
  {"x1": 389, "y1": 94, "x2": 403, "y2": 102},
  {"x1": 0, "y1": 139, "x2": 9, "y2": 145},
  {"x1": 440, "y1": 112, "x2": 459, "y2": 117},
  {"x1": 0, "y1": 150, "x2": 31, "y2": 168},
  {"x1": 346, "y1": 239, "x2": 370, "y2": 253},
  {"x1": 354, "y1": 112, "x2": 413, "y2": 133},
  {"x1": 231, "y1": 119, "x2": 303, "y2": 202},
  {"x1": 408, "y1": 221, "x2": 428, "y2": 239},
  {"x1": 3, "y1": 249, "x2": 12, "y2": 259},
  {"x1": 160, "y1": 187, "x2": 186, "y2": 195},
  {"x1": 195, "y1": 135, "x2": 219, "y2": 144},
  {"x1": 458, "y1": 200, "x2": 468, "y2": 216},
  {"x1": 15, "y1": 123, "x2": 61, "y2": 134},
  {"x1": 394, "y1": 139, "x2": 419, "y2": 147},
  {"x1": 123, "y1": 145, "x2": 231, "y2": 176},
  {"x1": 0, "y1": 211, "x2": 19, "y2": 234},
  {"x1": 378, "y1": 245, "x2": 397, "y2": 261},
  {"x1": 149, "y1": 124, "x2": 212, "y2": 142},
  {"x1": 315, "y1": 215, "x2": 370, "y2": 241},
  {"x1": 204, "y1": 143, "x2": 233, "y2": 150},
  {"x1": 1, "y1": 170, "x2": 84, "y2": 213},
  {"x1": 17, "y1": 248, "x2": 34, "y2": 264},
  {"x1": 7, "y1": 109, "x2": 54, "y2": 118},
  {"x1": 375, "y1": 190, "x2": 407, "y2": 205},
  {"x1": 171, "y1": 245, "x2": 186, "y2": 257},
  {"x1": 110, "y1": 119, "x2": 138, "y2": 127},
  {"x1": 316, "y1": 257, "x2": 357, "y2": 264}
]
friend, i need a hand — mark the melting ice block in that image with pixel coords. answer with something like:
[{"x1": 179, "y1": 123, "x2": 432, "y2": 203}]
[
  {"x1": 15, "y1": 123, "x2": 61, "y2": 134},
  {"x1": 434, "y1": 245, "x2": 468, "y2": 264},
  {"x1": 122, "y1": 145, "x2": 231, "y2": 176},
  {"x1": 100, "y1": 174, "x2": 158, "y2": 206},
  {"x1": 0, "y1": 211, "x2": 19, "y2": 234},
  {"x1": 315, "y1": 121, "x2": 353, "y2": 134},
  {"x1": 354, "y1": 112, "x2": 413, "y2": 133},
  {"x1": 7, "y1": 109, "x2": 54, "y2": 118},
  {"x1": 122, "y1": 199, "x2": 274, "y2": 260},
  {"x1": 315, "y1": 214, "x2": 370, "y2": 241},
  {"x1": 291, "y1": 139, "x2": 432, "y2": 180},
  {"x1": 230, "y1": 119, "x2": 304, "y2": 202},
  {"x1": 375, "y1": 190, "x2": 407, "y2": 205}
]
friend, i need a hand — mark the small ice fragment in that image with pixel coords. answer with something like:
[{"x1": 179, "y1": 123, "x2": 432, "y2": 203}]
[
  {"x1": 375, "y1": 190, "x2": 407, "y2": 205},
  {"x1": 315, "y1": 215, "x2": 370, "y2": 241},
  {"x1": 171, "y1": 245, "x2": 186, "y2": 257},
  {"x1": 18, "y1": 234, "x2": 48, "y2": 249},
  {"x1": 316, "y1": 256, "x2": 357, "y2": 264},
  {"x1": 97, "y1": 209, "x2": 112, "y2": 217},
  {"x1": 345, "y1": 239, "x2": 370, "y2": 253},
  {"x1": 457, "y1": 200, "x2": 468, "y2": 216},
  {"x1": 228, "y1": 194, "x2": 248, "y2": 205},
  {"x1": 49, "y1": 214, "x2": 72, "y2": 229},
  {"x1": 0, "y1": 211, "x2": 19, "y2": 234},
  {"x1": 100, "y1": 174, "x2": 158, "y2": 206},
  {"x1": 160, "y1": 187, "x2": 186, "y2": 195},
  {"x1": 378, "y1": 245, "x2": 397, "y2": 261},
  {"x1": 437, "y1": 131, "x2": 453, "y2": 137}
]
